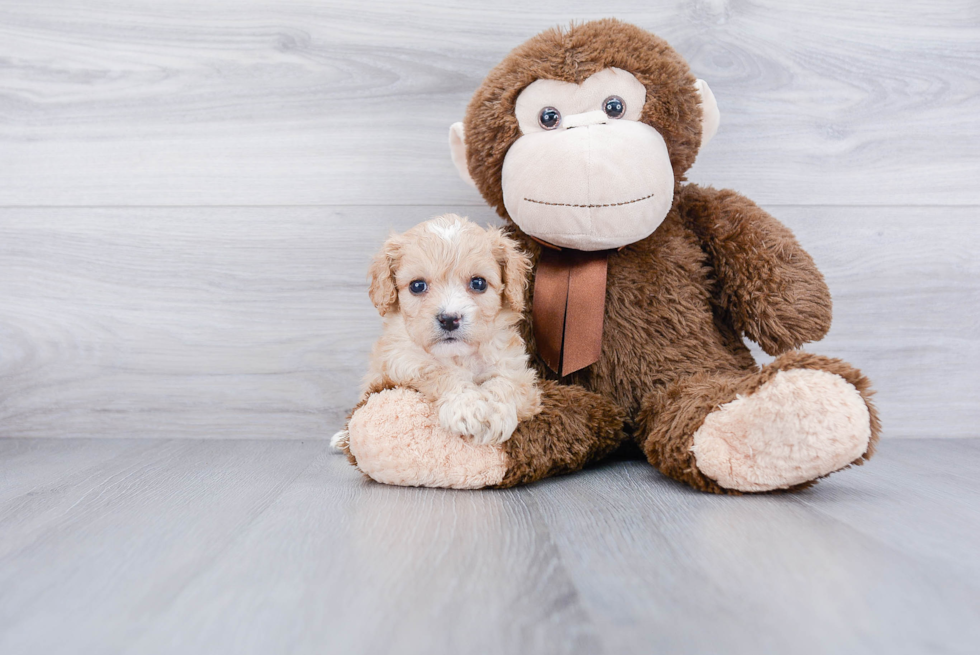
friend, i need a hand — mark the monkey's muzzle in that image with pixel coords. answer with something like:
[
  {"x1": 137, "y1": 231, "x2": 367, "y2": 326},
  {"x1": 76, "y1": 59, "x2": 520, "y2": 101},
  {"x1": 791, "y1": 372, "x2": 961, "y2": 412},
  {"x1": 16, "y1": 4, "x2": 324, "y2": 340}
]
[{"x1": 501, "y1": 120, "x2": 675, "y2": 251}]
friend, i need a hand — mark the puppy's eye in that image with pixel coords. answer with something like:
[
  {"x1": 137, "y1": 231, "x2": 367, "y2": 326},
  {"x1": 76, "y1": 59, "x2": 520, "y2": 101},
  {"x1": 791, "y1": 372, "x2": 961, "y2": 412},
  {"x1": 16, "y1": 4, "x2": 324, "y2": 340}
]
[
  {"x1": 469, "y1": 277, "x2": 488, "y2": 293},
  {"x1": 409, "y1": 280, "x2": 427, "y2": 295},
  {"x1": 538, "y1": 107, "x2": 561, "y2": 130},
  {"x1": 603, "y1": 96, "x2": 625, "y2": 119}
]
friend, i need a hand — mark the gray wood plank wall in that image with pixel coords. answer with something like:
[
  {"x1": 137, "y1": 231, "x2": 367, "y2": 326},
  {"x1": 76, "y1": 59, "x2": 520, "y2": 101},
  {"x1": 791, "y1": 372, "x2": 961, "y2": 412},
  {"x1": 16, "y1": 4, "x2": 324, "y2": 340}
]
[{"x1": 0, "y1": 1, "x2": 977, "y2": 439}]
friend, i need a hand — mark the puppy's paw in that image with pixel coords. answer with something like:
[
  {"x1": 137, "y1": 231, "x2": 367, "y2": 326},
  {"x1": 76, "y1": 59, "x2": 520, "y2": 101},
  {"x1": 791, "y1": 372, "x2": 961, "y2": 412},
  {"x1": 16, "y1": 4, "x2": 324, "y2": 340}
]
[
  {"x1": 471, "y1": 400, "x2": 519, "y2": 446},
  {"x1": 438, "y1": 392, "x2": 520, "y2": 446},
  {"x1": 438, "y1": 390, "x2": 493, "y2": 441}
]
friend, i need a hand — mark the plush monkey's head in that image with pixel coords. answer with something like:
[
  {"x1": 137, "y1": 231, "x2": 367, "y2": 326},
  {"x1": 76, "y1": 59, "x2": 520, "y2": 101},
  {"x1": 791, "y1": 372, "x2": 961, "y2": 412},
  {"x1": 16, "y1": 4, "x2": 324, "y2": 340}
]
[{"x1": 449, "y1": 19, "x2": 719, "y2": 251}]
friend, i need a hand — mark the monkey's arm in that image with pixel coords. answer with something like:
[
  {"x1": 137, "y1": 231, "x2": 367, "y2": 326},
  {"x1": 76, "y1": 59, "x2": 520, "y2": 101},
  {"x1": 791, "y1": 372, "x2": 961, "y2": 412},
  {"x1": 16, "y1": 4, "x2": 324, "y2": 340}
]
[
  {"x1": 494, "y1": 380, "x2": 625, "y2": 487},
  {"x1": 679, "y1": 184, "x2": 832, "y2": 355}
]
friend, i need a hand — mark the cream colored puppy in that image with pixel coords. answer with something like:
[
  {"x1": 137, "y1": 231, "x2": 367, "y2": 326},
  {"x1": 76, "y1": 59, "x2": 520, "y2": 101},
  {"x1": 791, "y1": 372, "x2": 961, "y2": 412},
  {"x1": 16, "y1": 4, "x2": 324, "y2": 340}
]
[{"x1": 343, "y1": 214, "x2": 541, "y2": 446}]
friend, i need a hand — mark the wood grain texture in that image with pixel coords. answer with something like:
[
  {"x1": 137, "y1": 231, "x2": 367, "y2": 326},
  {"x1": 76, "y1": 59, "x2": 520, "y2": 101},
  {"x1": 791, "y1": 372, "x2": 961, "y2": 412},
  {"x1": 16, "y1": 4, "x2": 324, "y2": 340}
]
[
  {"x1": 525, "y1": 442, "x2": 980, "y2": 655},
  {"x1": 0, "y1": 0, "x2": 977, "y2": 206},
  {"x1": 0, "y1": 439, "x2": 324, "y2": 654},
  {"x1": 0, "y1": 438, "x2": 977, "y2": 654},
  {"x1": 0, "y1": 205, "x2": 976, "y2": 440},
  {"x1": 0, "y1": 205, "x2": 460, "y2": 439}
]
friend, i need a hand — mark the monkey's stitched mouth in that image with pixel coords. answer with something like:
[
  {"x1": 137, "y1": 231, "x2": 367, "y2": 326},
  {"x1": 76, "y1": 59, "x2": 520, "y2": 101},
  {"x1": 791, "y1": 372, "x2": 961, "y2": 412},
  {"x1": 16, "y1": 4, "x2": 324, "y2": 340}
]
[{"x1": 522, "y1": 193, "x2": 655, "y2": 209}]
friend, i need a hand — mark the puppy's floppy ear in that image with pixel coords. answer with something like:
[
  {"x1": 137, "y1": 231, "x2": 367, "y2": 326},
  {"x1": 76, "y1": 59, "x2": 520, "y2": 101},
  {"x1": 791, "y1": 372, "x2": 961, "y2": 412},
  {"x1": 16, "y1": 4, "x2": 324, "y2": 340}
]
[
  {"x1": 489, "y1": 228, "x2": 532, "y2": 313},
  {"x1": 368, "y1": 233, "x2": 401, "y2": 316}
]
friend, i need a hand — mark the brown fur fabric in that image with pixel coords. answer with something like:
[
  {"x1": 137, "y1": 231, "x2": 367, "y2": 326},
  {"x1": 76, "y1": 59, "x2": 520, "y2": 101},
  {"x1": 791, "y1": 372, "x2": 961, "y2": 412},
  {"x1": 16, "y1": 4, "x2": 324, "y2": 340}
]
[
  {"x1": 494, "y1": 380, "x2": 626, "y2": 488},
  {"x1": 496, "y1": 183, "x2": 881, "y2": 493},
  {"x1": 457, "y1": 20, "x2": 880, "y2": 493},
  {"x1": 347, "y1": 186, "x2": 882, "y2": 491}
]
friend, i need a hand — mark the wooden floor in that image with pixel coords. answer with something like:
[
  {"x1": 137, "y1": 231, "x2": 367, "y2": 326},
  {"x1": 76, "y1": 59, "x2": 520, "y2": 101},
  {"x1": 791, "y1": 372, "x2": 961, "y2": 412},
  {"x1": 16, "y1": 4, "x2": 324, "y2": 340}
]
[{"x1": 0, "y1": 438, "x2": 977, "y2": 654}]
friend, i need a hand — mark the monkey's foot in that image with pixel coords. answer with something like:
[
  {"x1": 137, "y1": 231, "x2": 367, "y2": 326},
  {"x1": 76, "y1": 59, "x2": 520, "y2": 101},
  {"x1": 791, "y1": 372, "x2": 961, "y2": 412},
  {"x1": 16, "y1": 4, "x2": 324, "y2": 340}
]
[
  {"x1": 346, "y1": 388, "x2": 508, "y2": 489},
  {"x1": 690, "y1": 368, "x2": 872, "y2": 492}
]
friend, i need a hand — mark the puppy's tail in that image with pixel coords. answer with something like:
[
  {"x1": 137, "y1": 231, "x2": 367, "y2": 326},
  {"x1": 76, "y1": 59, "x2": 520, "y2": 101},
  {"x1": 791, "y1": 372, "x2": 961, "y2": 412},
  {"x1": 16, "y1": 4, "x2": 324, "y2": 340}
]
[{"x1": 329, "y1": 429, "x2": 350, "y2": 451}]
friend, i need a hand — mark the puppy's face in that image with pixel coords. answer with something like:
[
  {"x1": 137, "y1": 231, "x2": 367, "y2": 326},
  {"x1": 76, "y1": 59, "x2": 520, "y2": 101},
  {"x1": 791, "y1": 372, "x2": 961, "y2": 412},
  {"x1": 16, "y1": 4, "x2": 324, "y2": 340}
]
[{"x1": 369, "y1": 215, "x2": 530, "y2": 356}]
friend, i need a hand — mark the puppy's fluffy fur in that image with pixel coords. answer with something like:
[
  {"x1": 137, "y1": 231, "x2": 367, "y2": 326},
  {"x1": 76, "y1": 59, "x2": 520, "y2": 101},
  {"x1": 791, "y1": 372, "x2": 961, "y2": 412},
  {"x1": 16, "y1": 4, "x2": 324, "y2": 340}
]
[{"x1": 336, "y1": 214, "x2": 541, "y2": 447}]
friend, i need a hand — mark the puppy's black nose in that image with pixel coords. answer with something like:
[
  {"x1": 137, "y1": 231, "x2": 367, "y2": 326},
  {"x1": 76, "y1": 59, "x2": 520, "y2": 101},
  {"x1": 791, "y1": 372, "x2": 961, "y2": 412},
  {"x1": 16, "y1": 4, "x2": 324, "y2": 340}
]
[{"x1": 437, "y1": 313, "x2": 461, "y2": 332}]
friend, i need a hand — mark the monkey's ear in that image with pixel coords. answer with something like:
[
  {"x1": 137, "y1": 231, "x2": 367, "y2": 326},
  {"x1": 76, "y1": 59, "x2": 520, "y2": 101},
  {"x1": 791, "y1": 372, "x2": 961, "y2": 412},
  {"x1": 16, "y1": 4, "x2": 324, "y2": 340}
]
[
  {"x1": 367, "y1": 234, "x2": 400, "y2": 316},
  {"x1": 694, "y1": 79, "x2": 721, "y2": 148},
  {"x1": 490, "y1": 228, "x2": 532, "y2": 313},
  {"x1": 449, "y1": 122, "x2": 477, "y2": 188}
]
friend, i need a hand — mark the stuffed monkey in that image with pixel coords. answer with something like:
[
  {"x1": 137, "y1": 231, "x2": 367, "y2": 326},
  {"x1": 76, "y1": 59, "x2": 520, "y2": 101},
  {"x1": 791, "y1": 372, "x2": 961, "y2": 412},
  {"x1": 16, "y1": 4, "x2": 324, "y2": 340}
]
[{"x1": 342, "y1": 19, "x2": 880, "y2": 493}]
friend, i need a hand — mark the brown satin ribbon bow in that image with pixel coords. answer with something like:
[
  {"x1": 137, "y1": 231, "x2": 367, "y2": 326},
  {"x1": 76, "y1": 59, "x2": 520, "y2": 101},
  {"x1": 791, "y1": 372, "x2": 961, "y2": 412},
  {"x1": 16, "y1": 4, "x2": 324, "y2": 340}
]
[{"x1": 531, "y1": 244, "x2": 610, "y2": 377}]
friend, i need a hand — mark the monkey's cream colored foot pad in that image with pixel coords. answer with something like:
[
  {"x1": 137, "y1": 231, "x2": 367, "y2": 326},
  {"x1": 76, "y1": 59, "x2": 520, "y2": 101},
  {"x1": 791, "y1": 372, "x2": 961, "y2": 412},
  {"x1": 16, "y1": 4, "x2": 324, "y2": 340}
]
[
  {"x1": 347, "y1": 388, "x2": 508, "y2": 489},
  {"x1": 691, "y1": 369, "x2": 871, "y2": 492}
]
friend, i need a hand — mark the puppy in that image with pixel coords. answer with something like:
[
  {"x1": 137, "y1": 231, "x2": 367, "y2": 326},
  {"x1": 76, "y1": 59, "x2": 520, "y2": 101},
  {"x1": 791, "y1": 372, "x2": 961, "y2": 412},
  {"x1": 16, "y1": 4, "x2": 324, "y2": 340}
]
[{"x1": 337, "y1": 214, "x2": 541, "y2": 447}]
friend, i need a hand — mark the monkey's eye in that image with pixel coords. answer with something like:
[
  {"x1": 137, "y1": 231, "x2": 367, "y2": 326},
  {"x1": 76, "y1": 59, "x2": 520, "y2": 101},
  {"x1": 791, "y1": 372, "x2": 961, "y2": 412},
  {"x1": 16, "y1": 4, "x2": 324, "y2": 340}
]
[
  {"x1": 469, "y1": 277, "x2": 488, "y2": 293},
  {"x1": 409, "y1": 280, "x2": 427, "y2": 295},
  {"x1": 603, "y1": 96, "x2": 626, "y2": 119},
  {"x1": 538, "y1": 107, "x2": 561, "y2": 130}
]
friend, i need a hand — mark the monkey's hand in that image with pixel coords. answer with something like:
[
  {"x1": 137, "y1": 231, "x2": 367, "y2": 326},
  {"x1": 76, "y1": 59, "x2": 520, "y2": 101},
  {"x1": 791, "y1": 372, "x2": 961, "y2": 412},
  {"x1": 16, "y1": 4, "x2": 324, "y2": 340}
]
[{"x1": 681, "y1": 184, "x2": 833, "y2": 355}]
